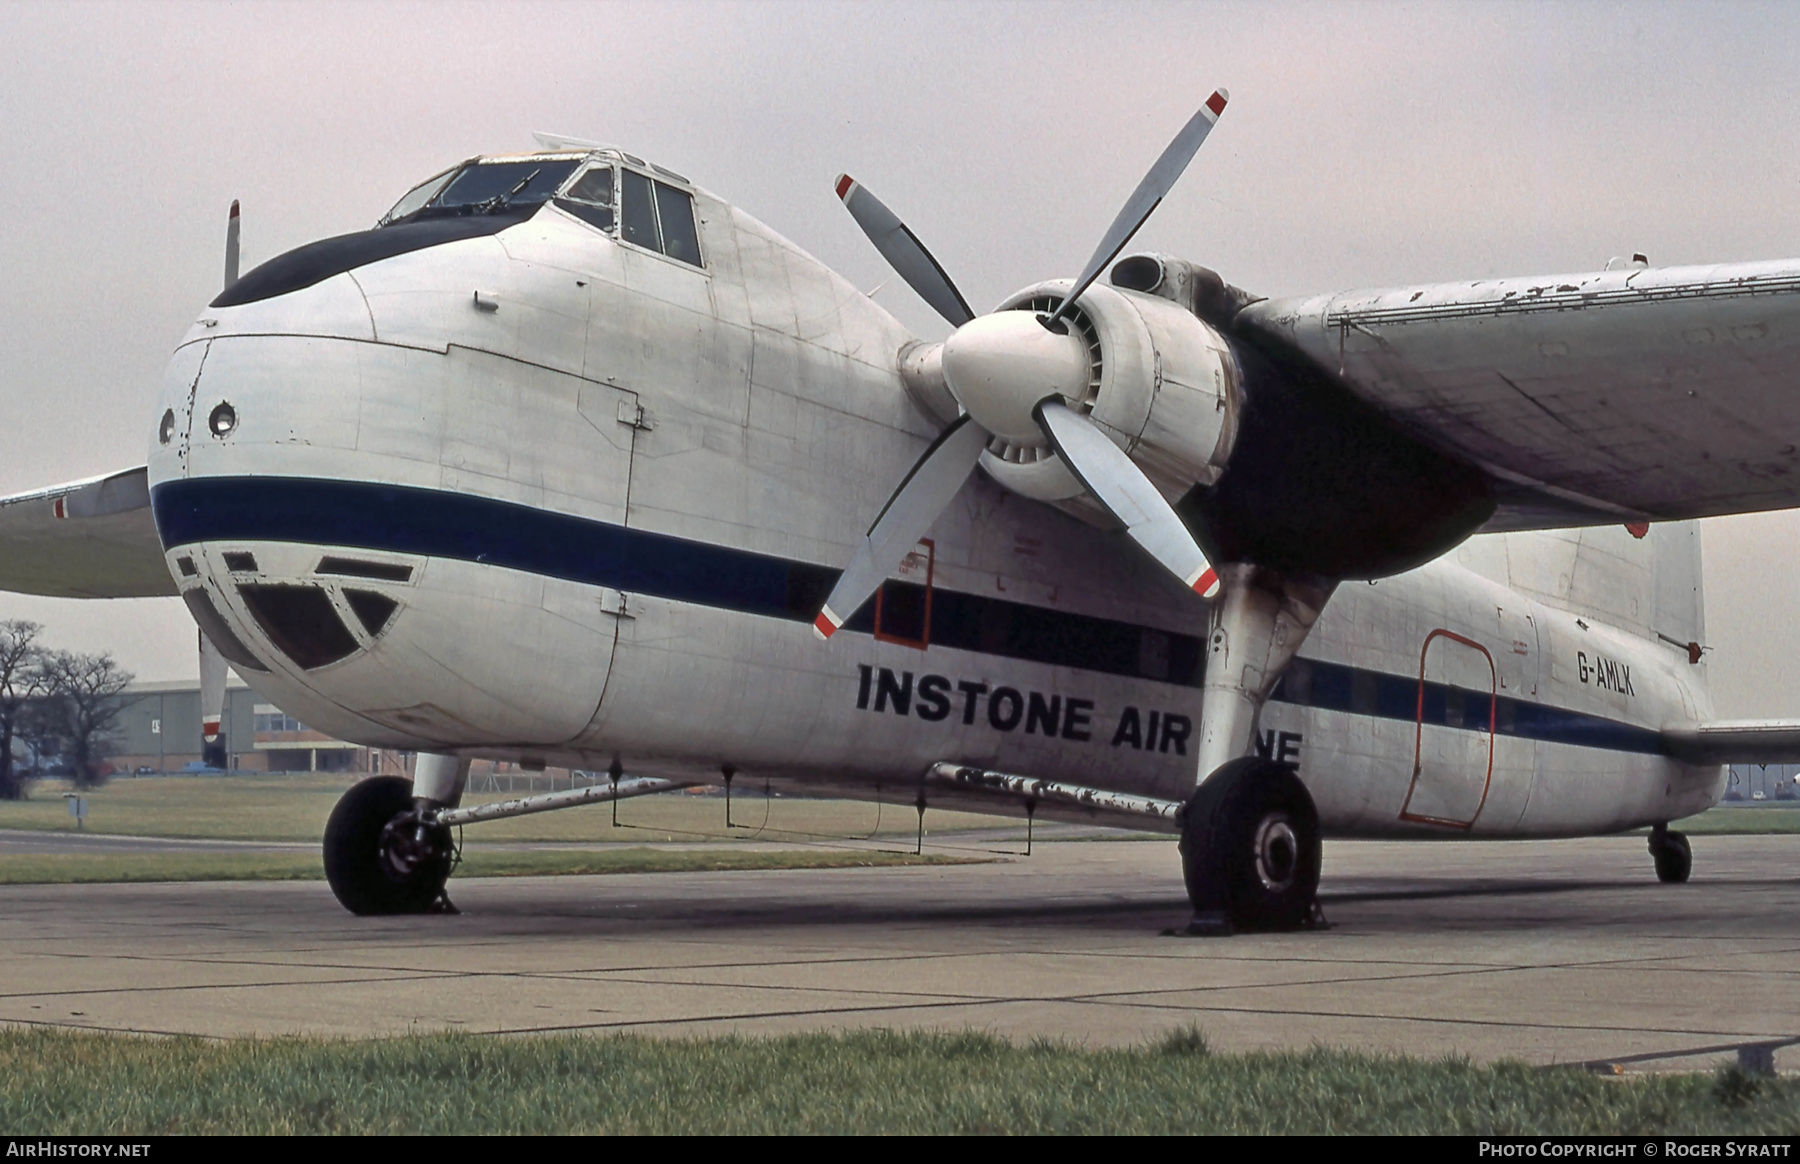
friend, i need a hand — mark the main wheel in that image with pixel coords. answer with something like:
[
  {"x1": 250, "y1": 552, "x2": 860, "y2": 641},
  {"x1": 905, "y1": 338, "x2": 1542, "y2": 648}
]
[
  {"x1": 323, "y1": 776, "x2": 453, "y2": 915},
  {"x1": 1650, "y1": 826, "x2": 1692, "y2": 884},
  {"x1": 1180, "y1": 757, "x2": 1323, "y2": 932}
]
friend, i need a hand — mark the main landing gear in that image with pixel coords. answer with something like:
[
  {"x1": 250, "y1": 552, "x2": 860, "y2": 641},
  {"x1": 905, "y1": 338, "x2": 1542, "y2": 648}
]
[
  {"x1": 1179, "y1": 565, "x2": 1336, "y2": 935},
  {"x1": 323, "y1": 775, "x2": 457, "y2": 915},
  {"x1": 1180, "y1": 757, "x2": 1323, "y2": 934},
  {"x1": 1648, "y1": 822, "x2": 1693, "y2": 884}
]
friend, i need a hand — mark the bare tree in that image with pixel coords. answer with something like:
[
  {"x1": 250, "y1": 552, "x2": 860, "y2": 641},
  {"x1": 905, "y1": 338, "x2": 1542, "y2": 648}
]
[
  {"x1": 0, "y1": 620, "x2": 46, "y2": 800},
  {"x1": 40, "y1": 650, "x2": 134, "y2": 789}
]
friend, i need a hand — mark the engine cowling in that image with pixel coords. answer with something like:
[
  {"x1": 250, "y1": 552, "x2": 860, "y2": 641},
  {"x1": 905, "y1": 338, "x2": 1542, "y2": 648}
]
[{"x1": 901, "y1": 277, "x2": 1242, "y2": 526}]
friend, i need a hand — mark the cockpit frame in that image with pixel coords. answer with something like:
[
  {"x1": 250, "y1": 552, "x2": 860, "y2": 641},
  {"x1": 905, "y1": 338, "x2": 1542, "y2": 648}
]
[{"x1": 377, "y1": 147, "x2": 706, "y2": 272}]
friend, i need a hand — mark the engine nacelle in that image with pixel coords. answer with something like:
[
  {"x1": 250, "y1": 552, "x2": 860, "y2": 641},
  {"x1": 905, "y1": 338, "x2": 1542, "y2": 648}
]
[
  {"x1": 1109, "y1": 252, "x2": 1261, "y2": 330},
  {"x1": 901, "y1": 279, "x2": 1242, "y2": 522}
]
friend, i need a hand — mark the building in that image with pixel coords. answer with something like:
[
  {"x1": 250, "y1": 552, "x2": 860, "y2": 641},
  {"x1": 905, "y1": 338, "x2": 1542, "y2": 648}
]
[
  {"x1": 1724, "y1": 763, "x2": 1800, "y2": 803},
  {"x1": 106, "y1": 679, "x2": 409, "y2": 775}
]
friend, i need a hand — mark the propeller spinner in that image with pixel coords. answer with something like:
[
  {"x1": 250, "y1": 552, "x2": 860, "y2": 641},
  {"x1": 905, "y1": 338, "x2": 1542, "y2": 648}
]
[{"x1": 813, "y1": 90, "x2": 1230, "y2": 639}]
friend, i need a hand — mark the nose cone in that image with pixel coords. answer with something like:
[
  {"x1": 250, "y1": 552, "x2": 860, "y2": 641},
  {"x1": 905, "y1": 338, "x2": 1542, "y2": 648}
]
[{"x1": 941, "y1": 311, "x2": 1091, "y2": 443}]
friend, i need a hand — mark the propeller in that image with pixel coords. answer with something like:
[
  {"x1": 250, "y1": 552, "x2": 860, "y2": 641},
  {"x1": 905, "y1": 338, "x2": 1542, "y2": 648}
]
[
  {"x1": 224, "y1": 199, "x2": 241, "y2": 288},
  {"x1": 200, "y1": 199, "x2": 241, "y2": 766},
  {"x1": 814, "y1": 90, "x2": 1229, "y2": 639},
  {"x1": 1045, "y1": 89, "x2": 1227, "y2": 329}
]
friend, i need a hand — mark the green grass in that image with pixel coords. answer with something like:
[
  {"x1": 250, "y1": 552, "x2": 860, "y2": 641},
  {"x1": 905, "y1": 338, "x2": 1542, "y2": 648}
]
[
  {"x1": 0, "y1": 846, "x2": 976, "y2": 886},
  {"x1": 1672, "y1": 807, "x2": 1800, "y2": 834},
  {"x1": 0, "y1": 774, "x2": 1006, "y2": 844},
  {"x1": 1, "y1": 1027, "x2": 1795, "y2": 1134}
]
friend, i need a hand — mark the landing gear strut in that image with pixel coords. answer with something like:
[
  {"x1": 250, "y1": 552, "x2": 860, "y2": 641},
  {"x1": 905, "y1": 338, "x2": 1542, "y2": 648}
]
[
  {"x1": 1180, "y1": 757, "x2": 1323, "y2": 934},
  {"x1": 323, "y1": 776, "x2": 456, "y2": 915},
  {"x1": 1648, "y1": 822, "x2": 1692, "y2": 884},
  {"x1": 1179, "y1": 565, "x2": 1335, "y2": 935}
]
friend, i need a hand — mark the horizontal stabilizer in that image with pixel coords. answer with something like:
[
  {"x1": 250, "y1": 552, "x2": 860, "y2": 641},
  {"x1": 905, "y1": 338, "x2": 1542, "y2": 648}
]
[
  {"x1": 0, "y1": 466, "x2": 176, "y2": 598},
  {"x1": 1661, "y1": 720, "x2": 1800, "y2": 765}
]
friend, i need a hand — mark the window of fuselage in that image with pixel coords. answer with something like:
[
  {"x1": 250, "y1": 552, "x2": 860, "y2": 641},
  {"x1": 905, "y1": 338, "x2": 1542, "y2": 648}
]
[{"x1": 618, "y1": 168, "x2": 704, "y2": 268}]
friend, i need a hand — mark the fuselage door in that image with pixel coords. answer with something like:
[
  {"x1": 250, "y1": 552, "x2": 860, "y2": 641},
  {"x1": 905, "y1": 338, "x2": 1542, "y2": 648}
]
[
  {"x1": 1400, "y1": 629, "x2": 1497, "y2": 829},
  {"x1": 569, "y1": 378, "x2": 644, "y2": 732}
]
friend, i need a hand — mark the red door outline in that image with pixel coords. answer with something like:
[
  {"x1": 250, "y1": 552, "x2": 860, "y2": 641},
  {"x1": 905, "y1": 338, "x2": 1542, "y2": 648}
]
[
  {"x1": 873, "y1": 538, "x2": 933, "y2": 651},
  {"x1": 1399, "y1": 628, "x2": 1496, "y2": 830}
]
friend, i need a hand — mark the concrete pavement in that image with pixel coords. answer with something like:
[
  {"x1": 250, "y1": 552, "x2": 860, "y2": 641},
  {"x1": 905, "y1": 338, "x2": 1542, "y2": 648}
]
[{"x1": 1, "y1": 833, "x2": 1794, "y2": 1071}]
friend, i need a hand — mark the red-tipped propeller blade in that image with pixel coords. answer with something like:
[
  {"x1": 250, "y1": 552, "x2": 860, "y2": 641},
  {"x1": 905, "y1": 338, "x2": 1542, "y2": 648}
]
[
  {"x1": 1035, "y1": 400, "x2": 1220, "y2": 598},
  {"x1": 1047, "y1": 88, "x2": 1228, "y2": 328},
  {"x1": 814, "y1": 415, "x2": 989, "y2": 638},
  {"x1": 835, "y1": 174, "x2": 975, "y2": 328}
]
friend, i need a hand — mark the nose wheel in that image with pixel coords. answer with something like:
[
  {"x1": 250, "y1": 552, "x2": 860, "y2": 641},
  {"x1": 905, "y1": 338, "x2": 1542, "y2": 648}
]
[
  {"x1": 1179, "y1": 757, "x2": 1324, "y2": 935},
  {"x1": 1648, "y1": 822, "x2": 1693, "y2": 884},
  {"x1": 324, "y1": 776, "x2": 456, "y2": 915}
]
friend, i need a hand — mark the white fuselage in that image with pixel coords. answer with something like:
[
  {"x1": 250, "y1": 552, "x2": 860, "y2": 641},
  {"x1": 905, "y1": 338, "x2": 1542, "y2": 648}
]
[{"x1": 145, "y1": 185, "x2": 1724, "y2": 839}]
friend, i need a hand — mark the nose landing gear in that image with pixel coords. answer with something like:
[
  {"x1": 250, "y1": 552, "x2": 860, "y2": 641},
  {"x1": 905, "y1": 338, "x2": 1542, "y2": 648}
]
[
  {"x1": 323, "y1": 775, "x2": 456, "y2": 914},
  {"x1": 1648, "y1": 822, "x2": 1693, "y2": 884}
]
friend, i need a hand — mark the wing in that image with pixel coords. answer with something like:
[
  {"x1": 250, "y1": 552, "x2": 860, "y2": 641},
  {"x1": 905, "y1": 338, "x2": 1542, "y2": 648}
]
[
  {"x1": 0, "y1": 466, "x2": 177, "y2": 598},
  {"x1": 1238, "y1": 259, "x2": 1800, "y2": 530},
  {"x1": 1663, "y1": 720, "x2": 1800, "y2": 765}
]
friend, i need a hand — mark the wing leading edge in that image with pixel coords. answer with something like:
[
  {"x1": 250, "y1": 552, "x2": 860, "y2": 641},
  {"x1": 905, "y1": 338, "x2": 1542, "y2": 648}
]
[
  {"x1": 0, "y1": 466, "x2": 176, "y2": 598},
  {"x1": 1238, "y1": 259, "x2": 1800, "y2": 531},
  {"x1": 1662, "y1": 720, "x2": 1800, "y2": 766}
]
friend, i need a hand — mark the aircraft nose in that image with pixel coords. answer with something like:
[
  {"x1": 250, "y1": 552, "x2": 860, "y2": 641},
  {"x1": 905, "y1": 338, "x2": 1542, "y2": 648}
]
[
  {"x1": 182, "y1": 268, "x2": 376, "y2": 350},
  {"x1": 155, "y1": 260, "x2": 378, "y2": 481},
  {"x1": 213, "y1": 216, "x2": 523, "y2": 310},
  {"x1": 161, "y1": 324, "x2": 366, "y2": 483}
]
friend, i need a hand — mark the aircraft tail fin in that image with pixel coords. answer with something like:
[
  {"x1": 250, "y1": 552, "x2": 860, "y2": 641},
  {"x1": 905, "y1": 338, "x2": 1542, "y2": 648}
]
[
  {"x1": 1649, "y1": 520, "x2": 1705, "y2": 660},
  {"x1": 1457, "y1": 521, "x2": 1704, "y2": 660}
]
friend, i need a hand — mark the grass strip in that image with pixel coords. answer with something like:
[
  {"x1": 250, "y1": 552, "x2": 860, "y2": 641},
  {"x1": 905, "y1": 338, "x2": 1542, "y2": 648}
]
[
  {"x1": 0, "y1": 775, "x2": 1005, "y2": 843},
  {"x1": 0, "y1": 1027, "x2": 1795, "y2": 1135},
  {"x1": 455, "y1": 847, "x2": 978, "y2": 878},
  {"x1": 0, "y1": 847, "x2": 978, "y2": 886},
  {"x1": 1665, "y1": 808, "x2": 1800, "y2": 835}
]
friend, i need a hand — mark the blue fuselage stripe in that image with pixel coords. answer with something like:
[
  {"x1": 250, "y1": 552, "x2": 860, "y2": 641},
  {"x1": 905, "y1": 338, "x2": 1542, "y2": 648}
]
[{"x1": 151, "y1": 475, "x2": 1673, "y2": 760}]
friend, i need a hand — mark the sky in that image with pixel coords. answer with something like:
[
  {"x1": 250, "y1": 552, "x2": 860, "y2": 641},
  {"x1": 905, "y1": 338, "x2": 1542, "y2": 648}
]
[{"x1": 1, "y1": 0, "x2": 1798, "y2": 713}]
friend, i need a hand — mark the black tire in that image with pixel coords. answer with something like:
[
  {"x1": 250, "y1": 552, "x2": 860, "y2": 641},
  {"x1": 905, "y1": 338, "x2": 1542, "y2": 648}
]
[
  {"x1": 1651, "y1": 828, "x2": 1692, "y2": 884},
  {"x1": 323, "y1": 776, "x2": 452, "y2": 915},
  {"x1": 1180, "y1": 757, "x2": 1322, "y2": 932}
]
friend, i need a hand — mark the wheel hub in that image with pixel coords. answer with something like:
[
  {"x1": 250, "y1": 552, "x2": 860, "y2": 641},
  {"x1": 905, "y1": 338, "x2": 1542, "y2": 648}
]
[
  {"x1": 1252, "y1": 811, "x2": 1299, "y2": 892},
  {"x1": 378, "y1": 813, "x2": 443, "y2": 882}
]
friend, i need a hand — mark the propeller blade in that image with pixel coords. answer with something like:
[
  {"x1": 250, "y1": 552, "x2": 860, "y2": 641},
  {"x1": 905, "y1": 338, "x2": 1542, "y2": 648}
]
[
  {"x1": 1034, "y1": 400, "x2": 1220, "y2": 598},
  {"x1": 835, "y1": 174, "x2": 975, "y2": 328},
  {"x1": 199, "y1": 628, "x2": 228, "y2": 767},
  {"x1": 224, "y1": 199, "x2": 241, "y2": 290},
  {"x1": 1047, "y1": 88, "x2": 1228, "y2": 328},
  {"x1": 815, "y1": 414, "x2": 989, "y2": 638}
]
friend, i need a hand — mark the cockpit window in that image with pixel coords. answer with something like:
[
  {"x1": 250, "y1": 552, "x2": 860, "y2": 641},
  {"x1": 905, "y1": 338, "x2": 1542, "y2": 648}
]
[
  {"x1": 555, "y1": 165, "x2": 615, "y2": 232},
  {"x1": 432, "y1": 160, "x2": 580, "y2": 214},
  {"x1": 379, "y1": 167, "x2": 456, "y2": 227},
  {"x1": 380, "y1": 158, "x2": 581, "y2": 226},
  {"x1": 566, "y1": 166, "x2": 614, "y2": 207},
  {"x1": 619, "y1": 169, "x2": 659, "y2": 252},
  {"x1": 618, "y1": 169, "x2": 703, "y2": 268},
  {"x1": 655, "y1": 183, "x2": 701, "y2": 266}
]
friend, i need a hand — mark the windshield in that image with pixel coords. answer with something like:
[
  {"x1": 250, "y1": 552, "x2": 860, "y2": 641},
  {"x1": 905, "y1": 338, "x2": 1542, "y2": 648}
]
[
  {"x1": 381, "y1": 158, "x2": 581, "y2": 226},
  {"x1": 378, "y1": 167, "x2": 456, "y2": 226}
]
